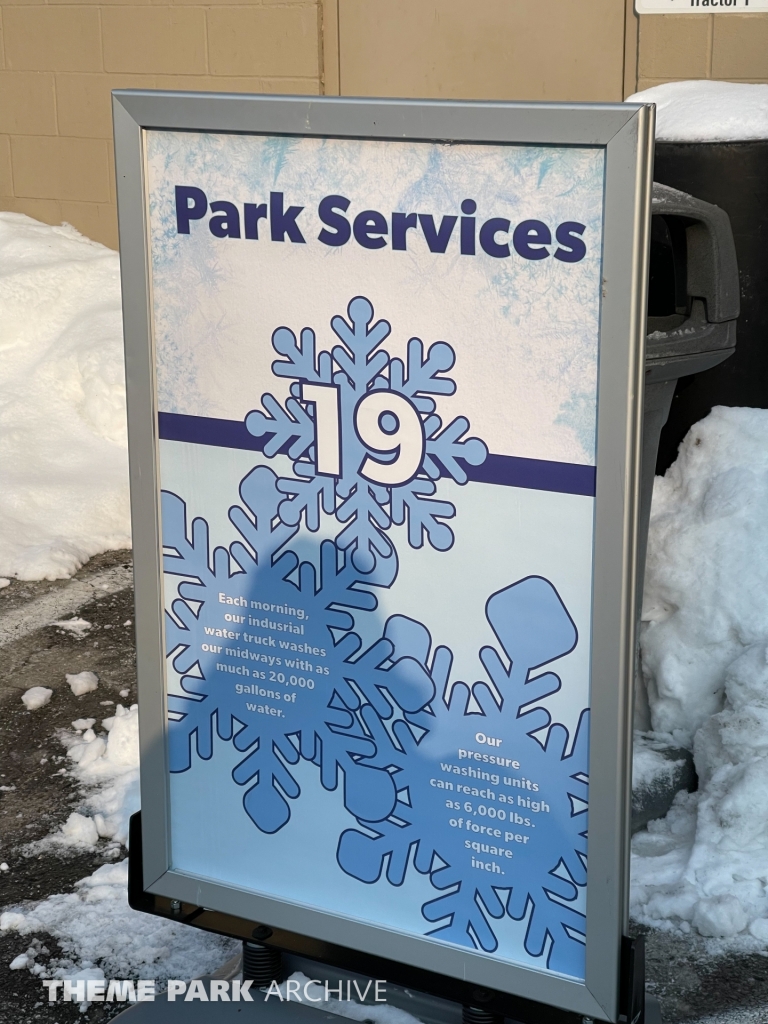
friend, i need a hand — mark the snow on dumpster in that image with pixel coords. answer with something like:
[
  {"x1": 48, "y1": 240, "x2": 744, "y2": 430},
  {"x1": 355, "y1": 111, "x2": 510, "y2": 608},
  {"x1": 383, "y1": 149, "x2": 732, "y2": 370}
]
[{"x1": 627, "y1": 80, "x2": 768, "y2": 142}]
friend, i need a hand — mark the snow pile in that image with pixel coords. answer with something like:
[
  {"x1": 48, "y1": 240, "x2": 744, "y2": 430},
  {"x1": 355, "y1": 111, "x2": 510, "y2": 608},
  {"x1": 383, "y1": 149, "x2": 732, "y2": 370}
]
[
  {"x1": 0, "y1": 212, "x2": 130, "y2": 581},
  {"x1": 60, "y1": 812, "x2": 100, "y2": 847},
  {"x1": 4, "y1": 702, "x2": 416, "y2": 1000},
  {"x1": 0, "y1": 860, "x2": 238, "y2": 984},
  {"x1": 53, "y1": 618, "x2": 92, "y2": 637},
  {"x1": 63, "y1": 703, "x2": 140, "y2": 847},
  {"x1": 21, "y1": 686, "x2": 52, "y2": 710},
  {"x1": 633, "y1": 407, "x2": 768, "y2": 942},
  {"x1": 3, "y1": 701, "x2": 235, "y2": 986},
  {"x1": 640, "y1": 408, "x2": 768, "y2": 745},
  {"x1": 67, "y1": 670, "x2": 99, "y2": 696},
  {"x1": 627, "y1": 81, "x2": 768, "y2": 142},
  {"x1": 32, "y1": 703, "x2": 141, "y2": 852}
]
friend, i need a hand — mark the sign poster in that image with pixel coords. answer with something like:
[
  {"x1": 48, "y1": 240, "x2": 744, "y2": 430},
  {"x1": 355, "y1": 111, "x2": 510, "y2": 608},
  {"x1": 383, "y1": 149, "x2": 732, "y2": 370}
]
[
  {"x1": 147, "y1": 131, "x2": 604, "y2": 983},
  {"x1": 635, "y1": 0, "x2": 767, "y2": 11}
]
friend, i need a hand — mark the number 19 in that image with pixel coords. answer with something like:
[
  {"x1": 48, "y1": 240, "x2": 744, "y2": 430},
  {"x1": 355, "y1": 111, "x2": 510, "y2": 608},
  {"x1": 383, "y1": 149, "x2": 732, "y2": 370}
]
[{"x1": 301, "y1": 384, "x2": 425, "y2": 487}]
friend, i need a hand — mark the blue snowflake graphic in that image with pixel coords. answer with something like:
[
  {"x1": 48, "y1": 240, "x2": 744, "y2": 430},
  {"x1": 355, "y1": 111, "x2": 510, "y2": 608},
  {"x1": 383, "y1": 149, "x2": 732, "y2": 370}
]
[
  {"x1": 163, "y1": 465, "x2": 436, "y2": 834},
  {"x1": 163, "y1": 462, "x2": 590, "y2": 974},
  {"x1": 337, "y1": 577, "x2": 589, "y2": 977},
  {"x1": 244, "y1": 296, "x2": 488, "y2": 572}
]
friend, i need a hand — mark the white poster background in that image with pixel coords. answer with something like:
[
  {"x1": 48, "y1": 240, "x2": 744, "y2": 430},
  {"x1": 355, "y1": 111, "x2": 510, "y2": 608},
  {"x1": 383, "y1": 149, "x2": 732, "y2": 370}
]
[{"x1": 146, "y1": 132, "x2": 604, "y2": 467}]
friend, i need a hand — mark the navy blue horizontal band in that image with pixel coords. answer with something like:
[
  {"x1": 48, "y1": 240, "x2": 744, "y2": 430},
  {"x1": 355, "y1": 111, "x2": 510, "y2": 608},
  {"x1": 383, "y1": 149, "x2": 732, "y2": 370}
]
[
  {"x1": 467, "y1": 453, "x2": 596, "y2": 496},
  {"x1": 159, "y1": 411, "x2": 265, "y2": 452},
  {"x1": 158, "y1": 412, "x2": 596, "y2": 498}
]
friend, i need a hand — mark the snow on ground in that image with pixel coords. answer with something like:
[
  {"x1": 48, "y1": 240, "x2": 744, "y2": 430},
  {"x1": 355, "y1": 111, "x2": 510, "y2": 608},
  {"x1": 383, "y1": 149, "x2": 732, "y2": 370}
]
[
  {"x1": 633, "y1": 408, "x2": 768, "y2": 942},
  {"x1": 641, "y1": 408, "x2": 768, "y2": 744},
  {"x1": 67, "y1": 670, "x2": 99, "y2": 696},
  {"x1": 53, "y1": 617, "x2": 93, "y2": 637},
  {"x1": 0, "y1": 213, "x2": 130, "y2": 582},
  {"x1": 627, "y1": 81, "x2": 768, "y2": 142},
  {"x1": 34, "y1": 702, "x2": 141, "y2": 851},
  {"x1": 21, "y1": 686, "x2": 53, "y2": 711},
  {"x1": 3, "y1": 698, "x2": 239, "y2": 984},
  {"x1": 0, "y1": 859, "x2": 238, "y2": 988},
  {"x1": 0, "y1": 214, "x2": 236, "y2": 987}
]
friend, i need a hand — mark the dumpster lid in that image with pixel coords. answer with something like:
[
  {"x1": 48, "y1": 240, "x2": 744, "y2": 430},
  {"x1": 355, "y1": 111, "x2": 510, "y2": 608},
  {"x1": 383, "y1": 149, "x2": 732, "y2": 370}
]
[{"x1": 651, "y1": 182, "x2": 739, "y2": 324}]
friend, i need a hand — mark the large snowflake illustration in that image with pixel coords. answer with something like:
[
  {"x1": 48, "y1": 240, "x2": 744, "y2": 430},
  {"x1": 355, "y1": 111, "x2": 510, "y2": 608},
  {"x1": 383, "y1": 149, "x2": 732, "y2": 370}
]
[
  {"x1": 163, "y1": 463, "x2": 590, "y2": 975},
  {"x1": 163, "y1": 465, "x2": 436, "y2": 834},
  {"x1": 244, "y1": 296, "x2": 488, "y2": 572},
  {"x1": 337, "y1": 577, "x2": 590, "y2": 978}
]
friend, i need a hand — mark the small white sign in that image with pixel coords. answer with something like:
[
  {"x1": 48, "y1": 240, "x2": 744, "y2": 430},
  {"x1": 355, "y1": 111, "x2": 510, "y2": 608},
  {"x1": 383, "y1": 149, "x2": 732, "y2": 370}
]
[{"x1": 636, "y1": 0, "x2": 768, "y2": 11}]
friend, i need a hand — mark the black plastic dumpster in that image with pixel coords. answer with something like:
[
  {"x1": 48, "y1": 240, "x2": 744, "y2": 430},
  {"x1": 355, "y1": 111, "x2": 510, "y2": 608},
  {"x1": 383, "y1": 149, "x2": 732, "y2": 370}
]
[
  {"x1": 630, "y1": 183, "x2": 739, "y2": 817},
  {"x1": 639, "y1": 181, "x2": 740, "y2": 637},
  {"x1": 626, "y1": 180, "x2": 741, "y2": 827},
  {"x1": 653, "y1": 142, "x2": 768, "y2": 472}
]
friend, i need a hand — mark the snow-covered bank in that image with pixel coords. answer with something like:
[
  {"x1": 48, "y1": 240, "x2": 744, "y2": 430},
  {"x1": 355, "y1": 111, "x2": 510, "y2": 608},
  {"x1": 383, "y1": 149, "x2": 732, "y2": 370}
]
[
  {"x1": 640, "y1": 408, "x2": 768, "y2": 744},
  {"x1": 627, "y1": 81, "x2": 768, "y2": 142},
  {"x1": 0, "y1": 213, "x2": 130, "y2": 581},
  {"x1": 634, "y1": 408, "x2": 768, "y2": 941}
]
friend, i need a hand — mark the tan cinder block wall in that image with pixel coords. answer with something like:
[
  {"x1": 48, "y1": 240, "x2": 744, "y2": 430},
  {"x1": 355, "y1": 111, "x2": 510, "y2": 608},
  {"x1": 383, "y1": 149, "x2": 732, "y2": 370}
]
[
  {"x1": 3, "y1": 0, "x2": 768, "y2": 249},
  {"x1": 0, "y1": 0, "x2": 322, "y2": 248},
  {"x1": 331, "y1": 0, "x2": 630, "y2": 103},
  {"x1": 0, "y1": 0, "x2": 637, "y2": 250},
  {"x1": 635, "y1": 12, "x2": 768, "y2": 92}
]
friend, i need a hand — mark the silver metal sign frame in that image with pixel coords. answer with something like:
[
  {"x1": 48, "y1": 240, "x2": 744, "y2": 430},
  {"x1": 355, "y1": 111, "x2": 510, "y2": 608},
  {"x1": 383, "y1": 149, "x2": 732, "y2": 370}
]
[{"x1": 113, "y1": 90, "x2": 653, "y2": 1023}]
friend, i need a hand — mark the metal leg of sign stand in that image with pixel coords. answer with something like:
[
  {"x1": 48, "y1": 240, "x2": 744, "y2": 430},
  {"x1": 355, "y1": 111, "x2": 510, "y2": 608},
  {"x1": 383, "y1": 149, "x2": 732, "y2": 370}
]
[
  {"x1": 644, "y1": 995, "x2": 661, "y2": 1024},
  {"x1": 120, "y1": 813, "x2": 658, "y2": 1024},
  {"x1": 462, "y1": 1005, "x2": 503, "y2": 1024},
  {"x1": 243, "y1": 939, "x2": 284, "y2": 985},
  {"x1": 618, "y1": 935, "x2": 647, "y2": 1024}
]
